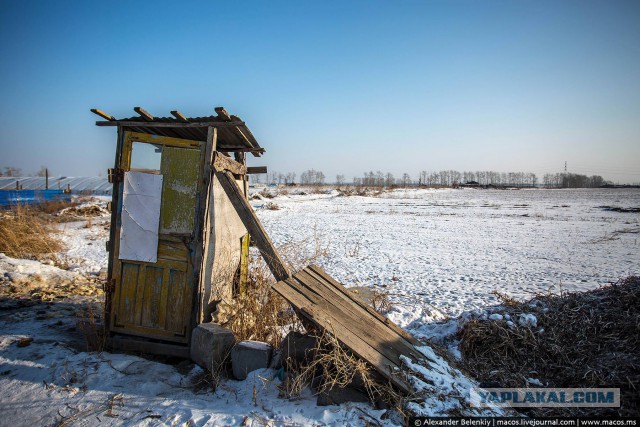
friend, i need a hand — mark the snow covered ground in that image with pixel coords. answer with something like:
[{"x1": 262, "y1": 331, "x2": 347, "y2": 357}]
[
  {"x1": 0, "y1": 188, "x2": 638, "y2": 426},
  {"x1": 256, "y1": 188, "x2": 639, "y2": 331}
]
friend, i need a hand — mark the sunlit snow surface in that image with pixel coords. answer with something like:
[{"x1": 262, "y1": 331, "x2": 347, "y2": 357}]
[
  {"x1": 257, "y1": 188, "x2": 639, "y2": 322},
  {"x1": 0, "y1": 189, "x2": 638, "y2": 426}
]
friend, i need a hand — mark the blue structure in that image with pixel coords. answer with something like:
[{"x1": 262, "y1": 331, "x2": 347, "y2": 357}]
[{"x1": 0, "y1": 189, "x2": 72, "y2": 208}]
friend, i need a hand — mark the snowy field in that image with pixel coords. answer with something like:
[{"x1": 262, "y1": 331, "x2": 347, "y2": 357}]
[
  {"x1": 257, "y1": 188, "x2": 639, "y2": 325},
  {"x1": 0, "y1": 188, "x2": 638, "y2": 426}
]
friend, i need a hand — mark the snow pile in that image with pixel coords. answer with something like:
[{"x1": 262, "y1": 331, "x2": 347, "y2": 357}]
[
  {"x1": 518, "y1": 313, "x2": 537, "y2": 328},
  {"x1": 55, "y1": 200, "x2": 110, "y2": 219},
  {"x1": 0, "y1": 253, "x2": 81, "y2": 286},
  {"x1": 55, "y1": 218, "x2": 109, "y2": 276},
  {"x1": 401, "y1": 345, "x2": 505, "y2": 417}
]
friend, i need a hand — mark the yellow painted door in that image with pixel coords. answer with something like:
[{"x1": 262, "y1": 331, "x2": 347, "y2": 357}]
[{"x1": 110, "y1": 132, "x2": 203, "y2": 343}]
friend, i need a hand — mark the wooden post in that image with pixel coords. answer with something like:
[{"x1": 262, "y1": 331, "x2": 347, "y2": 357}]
[
  {"x1": 195, "y1": 127, "x2": 217, "y2": 325},
  {"x1": 45, "y1": 168, "x2": 48, "y2": 190},
  {"x1": 214, "y1": 170, "x2": 291, "y2": 282}
]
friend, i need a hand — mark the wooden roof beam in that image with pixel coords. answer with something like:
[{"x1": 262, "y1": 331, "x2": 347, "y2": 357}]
[
  {"x1": 247, "y1": 166, "x2": 267, "y2": 174},
  {"x1": 170, "y1": 110, "x2": 189, "y2": 122},
  {"x1": 95, "y1": 120, "x2": 245, "y2": 127},
  {"x1": 90, "y1": 109, "x2": 116, "y2": 121},
  {"x1": 214, "y1": 107, "x2": 231, "y2": 121},
  {"x1": 134, "y1": 106, "x2": 154, "y2": 121}
]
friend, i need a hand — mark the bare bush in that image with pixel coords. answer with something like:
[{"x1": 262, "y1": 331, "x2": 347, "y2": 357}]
[
  {"x1": 370, "y1": 288, "x2": 393, "y2": 313},
  {"x1": 0, "y1": 204, "x2": 63, "y2": 258},
  {"x1": 215, "y1": 254, "x2": 301, "y2": 348},
  {"x1": 459, "y1": 277, "x2": 640, "y2": 417},
  {"x1": 77, "y1": 301, "x2": 107, "y2": 352}
]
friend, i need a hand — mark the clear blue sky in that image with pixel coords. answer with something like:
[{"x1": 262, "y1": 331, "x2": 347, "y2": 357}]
[{"x1": 1, "y1": 0, "x2": 639, "y2": 183}]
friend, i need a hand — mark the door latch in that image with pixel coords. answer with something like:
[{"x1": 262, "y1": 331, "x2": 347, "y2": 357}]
[{"x1": 107, "y1": 168, "x2": 124, "y2": 183}]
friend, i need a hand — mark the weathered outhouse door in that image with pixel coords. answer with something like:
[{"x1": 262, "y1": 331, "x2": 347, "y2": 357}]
[{"x1": 110, "y1": 131, "x2": 203, "y2": 343}]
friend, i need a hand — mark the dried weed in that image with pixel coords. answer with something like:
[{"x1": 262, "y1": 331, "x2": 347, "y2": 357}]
[
  {"x1": 459, "y1": 277, "x2": 640, "y2": 417},
  {"x1": 0, "y1": 204, "x2": 63, "y2": 258}
]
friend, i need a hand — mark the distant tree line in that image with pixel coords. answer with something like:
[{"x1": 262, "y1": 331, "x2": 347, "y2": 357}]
[
  {"x1": 352, "y1": 170, "x2": 538, "y2": 188},
  {"x1": 300, "y1": 169, "x2": 325, "y2": 185},
  {"x1": 0, "y1": 166, "x2": 23, "y2": 177},
  {"x1": 257, "y1": 171, "x2": 297, "y2": 185},
  {"x1": 416, "y1": 170, "x2": 538, "y2": 187},
  {"x1": 542, "y1": 173, "x2": 610, "y2": 188},
  {"x1": 352, "y1": 171, "x2": 412, "y2": 188},
  {"x1": 0, "y1": 165, "x2": 617, "y2": 189},
  {"x1": 249, "y1": 169, "x2": 614, "y2": 189},
  {"x1": 0, "y1": 166, "x2": 49, "y2": 177},
  {"x1": 253, "y1": 169, "x2": 325, "y2": 186}
]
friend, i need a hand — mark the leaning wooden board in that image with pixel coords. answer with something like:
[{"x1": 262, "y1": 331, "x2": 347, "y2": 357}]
[
  {"x1": 273, "y1": 265, "x2": 422, "y2": 394},
  {"x1": 214, "y1": 170, "x2": 423, "y2": 394}
]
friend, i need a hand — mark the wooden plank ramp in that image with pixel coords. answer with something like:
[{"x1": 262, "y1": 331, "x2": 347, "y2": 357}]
[
  {"x1": 273, "y1": 265, "x2": 423, "y2": 394},
  {"x1": 214, "y1": 170, "x2": 427, "y2": 394}
]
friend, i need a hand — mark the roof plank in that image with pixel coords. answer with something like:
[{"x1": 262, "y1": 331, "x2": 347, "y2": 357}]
[
  {"x1": 95, "y1": 120, "x2": 244, "y2": 128},
  {"x1": 90, "y1": 109, "x2": 116, "y2": 121},
  {"x1": 134, "y1": 106, "x2": 154, "y2": 121},
  {"x1": 170, "y1": 110, "x2": 189, "y2": 122},
  {"x1": 214, "y1": 107, "x2": 232, "y2": 121},
  {"x1": 92, "y1": 107, "x2": 263, "y2": 154}
]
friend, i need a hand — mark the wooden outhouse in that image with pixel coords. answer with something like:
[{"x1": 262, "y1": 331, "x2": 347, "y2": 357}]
[{"x1": 92, "y1": 107, "x2": 265, "y2": 357}]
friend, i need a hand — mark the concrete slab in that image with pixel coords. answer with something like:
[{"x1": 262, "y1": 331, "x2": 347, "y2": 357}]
[
  {"x1": 279, "y1": 331, "x2": 318, "y2": 368},
  {"x1": 316, "y1": 386, "x2": 370, "y2": 406},
  {"x1": 231, "y1": 340, "x2": 273, "y2": 380},
  {"x1": 190, "y1": 323, "x2": 236, "y2": 373}
]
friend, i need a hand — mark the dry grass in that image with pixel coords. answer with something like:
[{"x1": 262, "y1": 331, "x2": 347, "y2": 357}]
[
  {"x1": 75, "y1": 299, "x2": 107, "y2": 352},
  {"x1": 279, "y1": 328, "x2": 402, "y2": 410},
  {"x1": 215, "y1": 253, "x2": 302, "y2": 347},
  {"x1": 0, "y1": 204, "x2": 63, "y2": 258},
  {"x1": 264, "y1": 202, "x2": 280, "y2": 210},
  {"x1": 213, "y1": 232, "x2": 331, "y2": 348},
  {"x1": 370, "y1": 288, "x2": 393, "y2": 313},
  {"x1": 217, "y1": 236, "x2": 403, "y2": 410},
  {"x1": 35, "y1": 199, "x2": 79, "y2": 215},
  {"x1": 458, "y1": 277, "x2": 640, "y2": 417}
]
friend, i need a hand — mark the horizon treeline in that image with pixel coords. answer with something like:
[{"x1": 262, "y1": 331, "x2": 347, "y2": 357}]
[
  {"x1": 256, "y1": 169, "x2": 614, "y2": 189},
  {"x1": 2, "y1": 165, "x2": 615, "y2": 189}
]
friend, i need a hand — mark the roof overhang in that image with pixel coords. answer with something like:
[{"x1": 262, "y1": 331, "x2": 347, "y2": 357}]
[{"x1": 93, "y1": 107, "x2": 264, "y2": 156}]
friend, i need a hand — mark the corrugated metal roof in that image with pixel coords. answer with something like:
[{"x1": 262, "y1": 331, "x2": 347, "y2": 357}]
[
  {"x1": 94, "y1": 107, "x2": 264, "y2": 156},
  {"x1": 0, "y1": 177, "x2": 112, "y2": 195}
]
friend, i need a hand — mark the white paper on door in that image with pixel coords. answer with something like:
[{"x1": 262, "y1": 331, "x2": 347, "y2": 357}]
[{"x1": 119, "y1": 171, "x2": 163, "y2": 263}]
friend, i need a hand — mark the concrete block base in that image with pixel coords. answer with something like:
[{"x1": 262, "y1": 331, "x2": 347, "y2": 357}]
[
  {"x1": 190, "y1": 323, "x2": 236, "y2": 373},
  {"x1": 316, "y1": 386, "x2": 370, "y2": 406},
  {"x1": 231, "y1": 340, "x2": 273, "y2": 380},
  {"x1": 279, "y1": 331, "x2": 318, "y2": 368}
]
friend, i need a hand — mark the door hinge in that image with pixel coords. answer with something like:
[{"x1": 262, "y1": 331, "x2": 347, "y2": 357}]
[
  {"x1": 106, "y1": 201, "x2": 112, "y2": 212},
  {"x1": 107, "y1": 168, "x2": 124, "y2": 183},
  {"x1": 106, "y1": 240, "x2": 111, "y2": 252}
]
